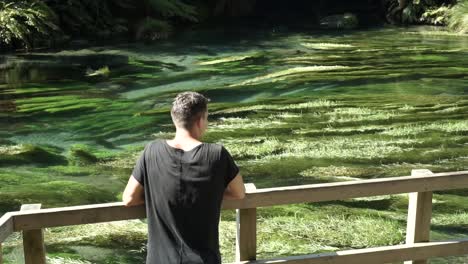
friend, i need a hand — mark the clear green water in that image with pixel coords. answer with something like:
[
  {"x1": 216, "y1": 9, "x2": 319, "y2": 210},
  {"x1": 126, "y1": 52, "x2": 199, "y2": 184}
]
[{"x1": 1, "y1": 26, "x2": 467, "y2": 263}]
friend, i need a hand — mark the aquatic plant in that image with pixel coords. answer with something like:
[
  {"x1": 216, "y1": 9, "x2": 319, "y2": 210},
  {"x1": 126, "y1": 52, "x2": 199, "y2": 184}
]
[
  {"x1": 215, "y1": 100, "x2": 338, "y2": 114},
  {"x1": 99, "y1": 149, "x2": 142, "y2": 169},
  {"x1": 220, "y1": 136, "x2": 419, "y2": 162},
  {"x1": 277, "y1": 138, "x2": 416, "y2": 161},
  {"x1": 198, "y1": 55, "x2": 253, "y2": 65},
  {"x1": 301, "y1": 43, "x2": 355, "y2": 50},
  {"x1": 231, "y1": 66, "x2": 350, "y2": 86},
  {"x1": 381, "y1": 120, "x2": 468, "y2": 136},
  {"x1": 326, "y1": 108, "x2": 399, "y2": 123},
  {"x1": 68, "y1": 144, "x2": 98, "y2": 166},
  {"x1": 299, "y1": 166, "x2": 381, "y2": 180},
  {"x1": 212, "y1": 117, "x2": 286, "y2": 130},
  {"x1": 47, "y1": 257, "x2": 92, "y2": 264},
  {"x1": 221, "y1": 137, "x2": 284, "y2": 159},
  {"x1": 268, "y1": 112, "x2": 302, "y2": 119},
  {"x1": 254, "y1": 206, "x2": 404, "y2": 259},
  {"x1": 0, "y1": 144, "x2": 66, "y2": 166},
  {"x1": 0, "y1": 0, "x2": 59, "y2": 49},
  {"x1": 0, "y1": 180, "x2": 115, "y2": 211},
  {"x1": 293, "y1": 125, "x2": 387, "y2": 136}
]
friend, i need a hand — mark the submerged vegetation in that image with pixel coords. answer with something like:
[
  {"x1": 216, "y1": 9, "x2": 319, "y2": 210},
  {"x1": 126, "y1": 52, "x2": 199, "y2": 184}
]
[{"x1": 1, "y1": 26, "x2": 467, "y2": 263}]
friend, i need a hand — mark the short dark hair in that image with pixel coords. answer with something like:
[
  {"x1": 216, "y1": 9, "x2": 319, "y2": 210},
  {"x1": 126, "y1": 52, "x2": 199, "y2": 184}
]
[{"x1": 171, "y1": 92, "x2": 209, "y2": 129}]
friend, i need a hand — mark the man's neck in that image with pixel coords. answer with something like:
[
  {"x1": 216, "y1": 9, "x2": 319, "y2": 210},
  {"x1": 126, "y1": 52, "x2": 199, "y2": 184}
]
[{"x1": 167, "y1": 129, "x2": 202, "y2": 150}]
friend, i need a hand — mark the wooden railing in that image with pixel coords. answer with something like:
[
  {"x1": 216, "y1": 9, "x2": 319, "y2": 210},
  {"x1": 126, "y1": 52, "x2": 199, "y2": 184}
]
[{"x1": 1, "y1": 169, "x2": 468, "y2": 264}]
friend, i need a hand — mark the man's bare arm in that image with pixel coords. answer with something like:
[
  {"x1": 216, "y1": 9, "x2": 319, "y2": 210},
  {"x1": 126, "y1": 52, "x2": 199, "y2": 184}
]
[
  {"x1": 122, "y1": 175, "x2": 145, "y2": 206},
  {"x1": 223, "y1": 173, "x2": 246, "y2": 200}
]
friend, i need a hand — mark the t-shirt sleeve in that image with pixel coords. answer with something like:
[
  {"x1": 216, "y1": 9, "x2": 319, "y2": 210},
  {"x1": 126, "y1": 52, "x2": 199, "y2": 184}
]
[
  {"x1": 220, "y1": 146, "x2": 240, "y2": 187},
  {"x1": 131, "y1": 144, "x2": 149, "y2": 186}
]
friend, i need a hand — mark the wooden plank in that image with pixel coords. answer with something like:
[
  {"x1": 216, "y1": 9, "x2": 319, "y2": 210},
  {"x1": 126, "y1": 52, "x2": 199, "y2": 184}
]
[
  {"x1": 13, "y1": 202, "x2": 146, "y2": 231},
  {"x1": 229, "y1": 239, "x2": 468, "y2": 264},
  {"x1": 236, "y1": 208, "x2": 257, "y2": 261},
  {"x1": 0, "y1": 213, "x2": 13, "y2": 264},
  {"x1": 0, "y1": 213, "x2": 14, "y2": 243},
  {"x1": 236, "y1": 183, "x2": 257, "y2": 262},
  {"x1": 21, "y1": 204, "x2": 46, "y2": 264},
  {"x1": 405, "y1": 170, "x2": 434, "y2": 264},
  {"x1": 222, "y1": 170, "x2": 468, "y2": 210},
  {"x1": 10, "y1": 171, "x2": 468, "y2": 230}
]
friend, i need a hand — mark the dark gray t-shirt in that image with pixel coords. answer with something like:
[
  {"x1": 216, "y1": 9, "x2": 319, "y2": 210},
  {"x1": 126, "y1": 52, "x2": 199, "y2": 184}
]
[{"x1": 132, "y1": 139, "x2": 239, "y2": 264}]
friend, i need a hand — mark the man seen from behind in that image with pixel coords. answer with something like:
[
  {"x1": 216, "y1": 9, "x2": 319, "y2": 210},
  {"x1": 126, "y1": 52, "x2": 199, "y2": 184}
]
[{"x1": 123, "y1": 91, "x2": 246, "y2": 264}]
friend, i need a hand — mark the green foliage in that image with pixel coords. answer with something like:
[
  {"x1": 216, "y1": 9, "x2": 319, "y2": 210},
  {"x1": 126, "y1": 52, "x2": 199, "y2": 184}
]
[
  {"x1": 400, "y1": 0, "x2": 443, "y2": 24},
  {"x1": 0, "y1": 0, "x2": 59, "y2": 49},
  {"x1": 146, "y1": 0, "x2": 198, "y2": 22},
  {"x1": 0, "y1": 0, "x2": 201, "y2": 49},
  {"x1": 135, "y1": 18, "x2": 173, "y2": 41},
  {"x1": 420, "y1": 5, "x2": 451, "y2": 25},
  {"x1": 385, "y1": 0, "x2": 454, "y2": 25},
  {"x1": 133, "y1": 0, "x2": 198, "y2": 41},
  {"x1": 43, "y1": 0, "x2": 129, "y2": 37},
  {"x1": 448, "y1": 0, "x2": 468, "y2": 33}
]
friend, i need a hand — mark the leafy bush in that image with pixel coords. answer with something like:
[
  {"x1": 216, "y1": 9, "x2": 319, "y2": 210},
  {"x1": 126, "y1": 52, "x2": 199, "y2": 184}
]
[
  {"x1": 448, "y1": 0, "x2": 468, "y2": 33},
  {"x1": 420, "y1": 5, "x2": 450, "y2": 24},
  {"x1": 0, "y1": 0, "x2": 59, "y2": 49},
  {"x1": 401, "y1": 0, "x2": 447, "y2": 24}
]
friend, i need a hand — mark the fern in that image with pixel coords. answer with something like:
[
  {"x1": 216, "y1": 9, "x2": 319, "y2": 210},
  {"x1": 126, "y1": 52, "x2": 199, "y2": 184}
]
[{"x1": 0, "y1": 0, "x2": 59, "y2": 49}]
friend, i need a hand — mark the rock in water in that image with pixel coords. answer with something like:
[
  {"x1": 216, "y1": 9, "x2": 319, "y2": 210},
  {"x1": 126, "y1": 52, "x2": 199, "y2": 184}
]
[{"x1": 320, "y1": 13, "x2": 359, "y2": 29}]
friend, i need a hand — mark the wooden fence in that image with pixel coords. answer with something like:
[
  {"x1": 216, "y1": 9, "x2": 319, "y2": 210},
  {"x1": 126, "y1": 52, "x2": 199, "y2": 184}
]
[{"x1": 1, "y1": 169, "x2": 468, "y2": 264}]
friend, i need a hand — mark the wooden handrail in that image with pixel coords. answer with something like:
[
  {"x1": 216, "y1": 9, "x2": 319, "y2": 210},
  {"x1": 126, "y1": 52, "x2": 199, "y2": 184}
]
[
  {"x1": 230, "y1": 238, "x2": 468, "y2": 264},
  {"x1": 1, "y1": 170, "x2": 468, "y2": 264},
  {"x1": 12, "y1": 202, "x2": 145, "y2": 231},
  {"x1": 223, "y1": 170, "x2": 468, "y2": 209},
  {"x1": 1, "y1": 170, "x2": 465, "y2": 232}
]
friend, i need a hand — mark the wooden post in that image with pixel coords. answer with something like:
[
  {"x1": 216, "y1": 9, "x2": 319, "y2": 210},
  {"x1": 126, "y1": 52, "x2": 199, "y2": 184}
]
[
  {"x1": 0, "y1": 243, "x2": 3, "y2": 264},
  {"x1": 236, "y1": 184, "x2": 257, "y2": 262},
  {"x1": 21, "y1": 204, "x2": 46, "y2": 264},
  {"x1": 405, "y1": 169, "x2": 434, "y2": 264}
]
